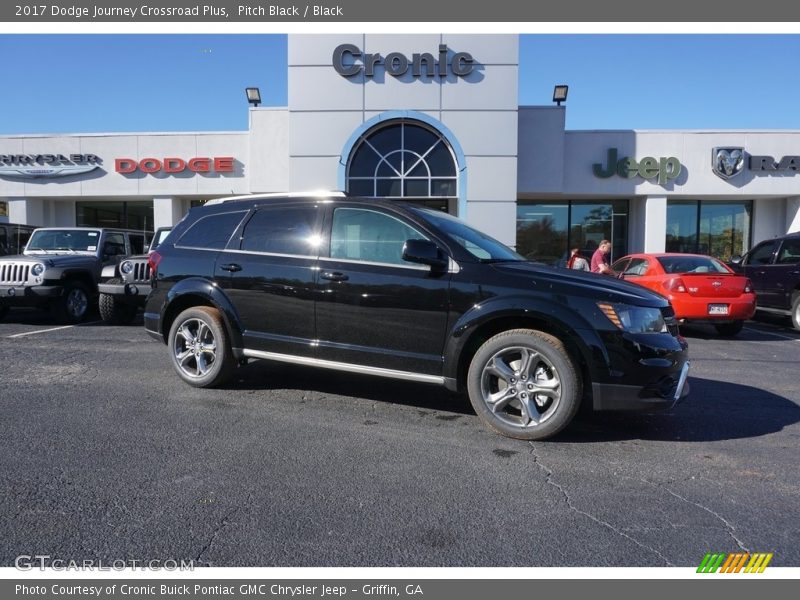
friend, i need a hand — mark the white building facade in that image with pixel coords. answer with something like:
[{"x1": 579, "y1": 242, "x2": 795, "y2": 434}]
[{"x1": 1, "y1": 34, "x2": 799, "y2": 263}]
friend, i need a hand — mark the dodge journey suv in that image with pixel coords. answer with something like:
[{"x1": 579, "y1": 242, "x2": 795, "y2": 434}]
[{"x1": 145, "y1": 194, "x2": 690, "y2": 440}]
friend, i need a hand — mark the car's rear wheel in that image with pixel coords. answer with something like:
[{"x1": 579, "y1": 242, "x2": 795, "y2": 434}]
[
  {"x1": 51, "y1": 281, "x2": 91, "y2": 324},
  {"x1": 467, "y1": 329, "x2": 581, "y2": 440},
  {"x1": 98, "y1": 280, "x2": 138, "y2": 325},
  {"x1": 168, "y1": 306, "x2": 234, "y2": 388},
  {"x1": 714, "y1": 320, "x2": 744, "y2": 336}
]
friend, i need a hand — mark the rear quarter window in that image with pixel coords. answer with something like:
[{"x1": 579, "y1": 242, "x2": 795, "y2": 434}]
[{"x1": 176, "y1": 211, "x2": 248, "y2": 250}]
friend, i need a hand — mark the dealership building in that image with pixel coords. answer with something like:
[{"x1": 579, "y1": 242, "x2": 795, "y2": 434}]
[{"x1": 2, "y1": 34, "x2": 800, "y2": 263}]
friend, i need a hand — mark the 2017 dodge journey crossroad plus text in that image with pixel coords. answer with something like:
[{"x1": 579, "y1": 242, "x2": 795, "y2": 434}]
[{"x1": 144, "y1": 193, "x2": 690, "y2": 440}]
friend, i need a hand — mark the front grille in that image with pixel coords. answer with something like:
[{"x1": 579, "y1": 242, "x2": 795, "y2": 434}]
[
  {"x1": 0, "y1": 262, "x2": 30, "y2": 285},
  {"x1": 132, "y1": 261, "x2": 151, "y2": 282}
]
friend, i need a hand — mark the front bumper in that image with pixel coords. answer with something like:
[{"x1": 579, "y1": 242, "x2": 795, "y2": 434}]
[
  {"x1": 592, "y1": 360, "x2": 690, "y2": 411},
  {"x1": 0, "y1": 284, "x2": 62, "y2": 305},
  {"x1": 98, "y1": 281, "x2": 151, "y2": 301}
]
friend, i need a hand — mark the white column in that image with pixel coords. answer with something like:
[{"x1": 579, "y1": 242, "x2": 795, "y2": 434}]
[
  {"x1": 642, "y1": 195, "x2": 667, "y2": 253},
  {"x1": 8, "y1": 197, "x2": 44, "y2": 226},
  {"x1": 152, "y1": 197, "x2": 183, "y2": 230},
  {"x1": 787, "y1": 197, "x2": 800, "y2": 234}
]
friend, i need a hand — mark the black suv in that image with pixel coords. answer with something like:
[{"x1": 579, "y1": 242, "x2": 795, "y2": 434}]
[
  {"x1": 144, "y1": 194, "x2": 690, "y2": 440},
  {"x1": 731, "y1": 232, "x2": 800, "y2": 329},
  {"x1": 0, "y1": 227, "x2": 150, "y2": 323}
]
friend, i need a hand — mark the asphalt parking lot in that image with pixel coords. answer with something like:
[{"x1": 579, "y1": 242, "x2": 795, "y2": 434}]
[{"x1": 1, "y1": 309, "x2": 799, "y2": 567}]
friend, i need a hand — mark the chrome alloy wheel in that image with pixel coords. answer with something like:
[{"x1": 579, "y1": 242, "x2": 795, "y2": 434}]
[
  {"x1": 479, "y1": 346, "x2": 561, "y2": 429},
  {"x1": 66, "y1": 288, "x2": 88, "y2": 319},
  {"x1": 173, "y1": 317, "x2": 218, "y2": 378}
]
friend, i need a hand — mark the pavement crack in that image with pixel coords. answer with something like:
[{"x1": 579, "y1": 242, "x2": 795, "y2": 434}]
[
  {"x1": 528, "y1": 443, "x2": 674, "y2": 566},
  {"x1": 642, "y1": 479, "x2": 749, "y2": 552},
  {"x1": 194, "y1": 507, "x2": 242, "y2": 565}
]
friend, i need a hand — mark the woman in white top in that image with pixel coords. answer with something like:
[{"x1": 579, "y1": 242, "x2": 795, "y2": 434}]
[{"x1": 567, "y1": 247, "x2": 590, "y2": 271}]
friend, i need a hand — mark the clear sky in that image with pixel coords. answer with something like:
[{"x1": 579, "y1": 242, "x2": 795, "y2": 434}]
[{"x1": 1, "y1": 34, "x2": 799, "y2": 134}]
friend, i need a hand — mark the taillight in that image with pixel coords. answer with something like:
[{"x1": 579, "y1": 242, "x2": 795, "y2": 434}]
[
  {"x1": 664, "y1": 277, "x2": 687, "y2": 293},
  {"x1": 147, "y1": 250, "x2": 162, "y2": 279},
  {"x1": 744, "y1": 278, "x2": 753, "y2": 293}
]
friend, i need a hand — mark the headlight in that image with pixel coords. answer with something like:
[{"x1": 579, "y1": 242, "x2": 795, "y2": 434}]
[
  {"x1": 120, "y1": 261, "x2": 133, "y2": 275},
  {"x1": 597, "y1": 302, "x2": 667, "y2": 334},
  {"x1": 31, "y1": 263, "x2": 45, "y2": 277}
]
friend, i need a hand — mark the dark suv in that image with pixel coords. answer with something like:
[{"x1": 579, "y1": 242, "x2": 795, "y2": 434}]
[
  {"x1": 731, "y1": 232, "x2": 800, "y2": 329},
  {"x1": 144, "y1": 194, "x2": 690, "y2": 440}
]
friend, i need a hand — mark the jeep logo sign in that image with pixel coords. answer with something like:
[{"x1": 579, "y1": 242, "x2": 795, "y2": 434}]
[
  {"x1": 332, "y1": 44, "x2": 475, "y2": 78},
  {"x1": 593, "y1": 148, "x2": 682, "y2": 185}
]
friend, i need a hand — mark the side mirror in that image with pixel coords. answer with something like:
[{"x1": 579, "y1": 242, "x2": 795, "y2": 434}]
[
  {"x1": 402, "y1": 239, "x2": 448, "y2": 270},
  {"x1": 729, "y1": 255, "x2": 743, "y2": 265}
]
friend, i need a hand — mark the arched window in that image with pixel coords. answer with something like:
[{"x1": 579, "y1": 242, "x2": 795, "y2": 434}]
[{"x1": 346, "y1": 121, "x2": 458, "y2": 204}]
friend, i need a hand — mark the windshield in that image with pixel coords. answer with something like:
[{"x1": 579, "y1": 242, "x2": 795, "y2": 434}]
[
  {"x1": 26, "y1": 229, "x2": 101, "y2": 253},
  {"x1": 657, "y1": 255, "x2": 731, "y2": 274},
  {"x1": 150, "y1": 228, "x2": 172, "y2": 252},
  {"x1": 413, "y1": 208, "x2": 525, "y2": 262}
]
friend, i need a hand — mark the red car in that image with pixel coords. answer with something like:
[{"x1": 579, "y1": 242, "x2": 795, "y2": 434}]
[{"x1": 611, "y1": 253, "x2": 756, "y2": 336}]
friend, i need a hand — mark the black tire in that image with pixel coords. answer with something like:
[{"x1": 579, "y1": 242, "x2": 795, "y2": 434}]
[
  {"x1": 50, "y1": 281, "x2": 91, "y2": 324},
  {"x1": 168, "y1": 306, "x2": 235, "y2": 388},
  {"x1": 792, "y1": 294, "x2": 800, "y2": 331},
  {"x1": 0, "y1": 306, "x2": 8, "y2": 321},
  {"x1": 98, "y1": 280, "x2": 138, "y2": 325},
  {"x1": 466, "y1": 329, "x2": 582, "y2": 440},
  {"x1": 714, "y1": 320, "x2": 744, "y2": 337}
]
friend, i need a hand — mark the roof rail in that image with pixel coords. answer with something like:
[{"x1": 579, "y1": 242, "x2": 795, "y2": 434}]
[{"x1": 205, "y1": 190, "x2": 346, "y2": 206}]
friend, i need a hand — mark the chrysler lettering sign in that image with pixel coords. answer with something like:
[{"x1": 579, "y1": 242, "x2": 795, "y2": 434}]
[
  {"x1": 0, "y1": 153, "x2": 100, "y2": 179},
  {"x1": 115, "y1": 157, "x2": 235, "y2": 175},
  {"x1": 332, "y1": 44, "x2": 475, "y2": 78}
]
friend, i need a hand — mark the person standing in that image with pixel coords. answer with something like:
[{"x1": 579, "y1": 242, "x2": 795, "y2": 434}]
[
  {"x1": 590, "y1": 239, "x2": 615, "y2": 275},
  {"x1": 567, "y1": 247, "x2": 590, "y2": 271}
]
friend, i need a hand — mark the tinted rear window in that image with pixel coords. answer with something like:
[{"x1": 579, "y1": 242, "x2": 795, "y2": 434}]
[
  {"x1": 657, "y1": 255, "x2": 729, "y2": 274},
  {"x1": 176, "y1": 211, "x2": 247, "y2": 250}
]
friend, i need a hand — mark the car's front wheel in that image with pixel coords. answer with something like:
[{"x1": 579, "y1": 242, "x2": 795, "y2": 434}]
[
  {"x1": 792, "y1": 294, "x2": 800, "y2": 331},
  {"x1": 466, "y1": 329, "x2": 581, "y2": 440},
  {"x1": 98, "y1": 280, "x2": 138, "y2": 325},
  {"x1": 0, "y1": 306, "x2": 8, "y2": 321},
  {"x1": 168, "y1": 306, "x2": 235, "y2": 388},
  {"x1": 51, "y1": 281, "x2": 91, "y2": 324}
]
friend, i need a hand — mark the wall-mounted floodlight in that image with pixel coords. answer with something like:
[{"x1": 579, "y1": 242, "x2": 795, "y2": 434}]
[
  {"x1": 553, "y1": 85, "x2": 569, "y2": 106},
  {"x1": 245, "y1": 87, "x2": 261, "y2": 107}
]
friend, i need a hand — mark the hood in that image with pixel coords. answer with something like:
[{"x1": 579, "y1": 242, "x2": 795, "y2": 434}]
[
  {"x1": 491, "y1": 261, "x2": 670, "y2": 308},
  {"x1": 13, "y1": 253, "x2": 98, "y2": 267}
]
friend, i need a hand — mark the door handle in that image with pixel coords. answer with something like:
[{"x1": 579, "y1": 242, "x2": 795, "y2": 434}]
[
  {"x1": 219, "y1": 263, "x2": 242, "y2": 272},
  {"x1": 320, "y1": 271, "x2": 349, "y2": 282}
]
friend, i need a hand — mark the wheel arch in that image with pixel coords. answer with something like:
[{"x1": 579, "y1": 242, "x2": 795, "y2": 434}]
[
  {"x1": 443, "y1": 300, "x2": 608, "y2": 399},
  {"x1": 159, "y1": 279, "x2": 244, "y2": 350}
]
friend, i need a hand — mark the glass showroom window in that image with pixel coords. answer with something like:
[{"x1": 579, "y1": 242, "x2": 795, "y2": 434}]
[
  {"x1": 76, "y1": 201, "x2": 154, "y2": 231},
  {"x1": 517, "y1": 200, "x2": 629, "y2": 265},
  {"x1": 666, "y1": 200, "x2": 752, "y2": 260},
  {"x1": 346, "y1": 120, "x2": 457, "y2": 213}
]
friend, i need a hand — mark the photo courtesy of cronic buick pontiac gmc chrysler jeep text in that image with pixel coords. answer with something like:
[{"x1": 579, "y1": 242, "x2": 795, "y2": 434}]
[{"x1": 144, "y1": 193, "x2": 690, "y2": 440}]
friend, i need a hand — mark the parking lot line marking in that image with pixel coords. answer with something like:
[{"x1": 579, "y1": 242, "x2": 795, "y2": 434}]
[
  {"x1": 7, "y1": 325, "x2": 76, "y2": 338},
  {"x1": 743, "y1": 326, "x2": 800, "y2": 342}
]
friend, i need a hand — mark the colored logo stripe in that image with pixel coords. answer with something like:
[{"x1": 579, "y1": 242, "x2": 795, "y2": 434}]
[{"x1": 697, "y1": 552, "x2": 773, "y2": 573}]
